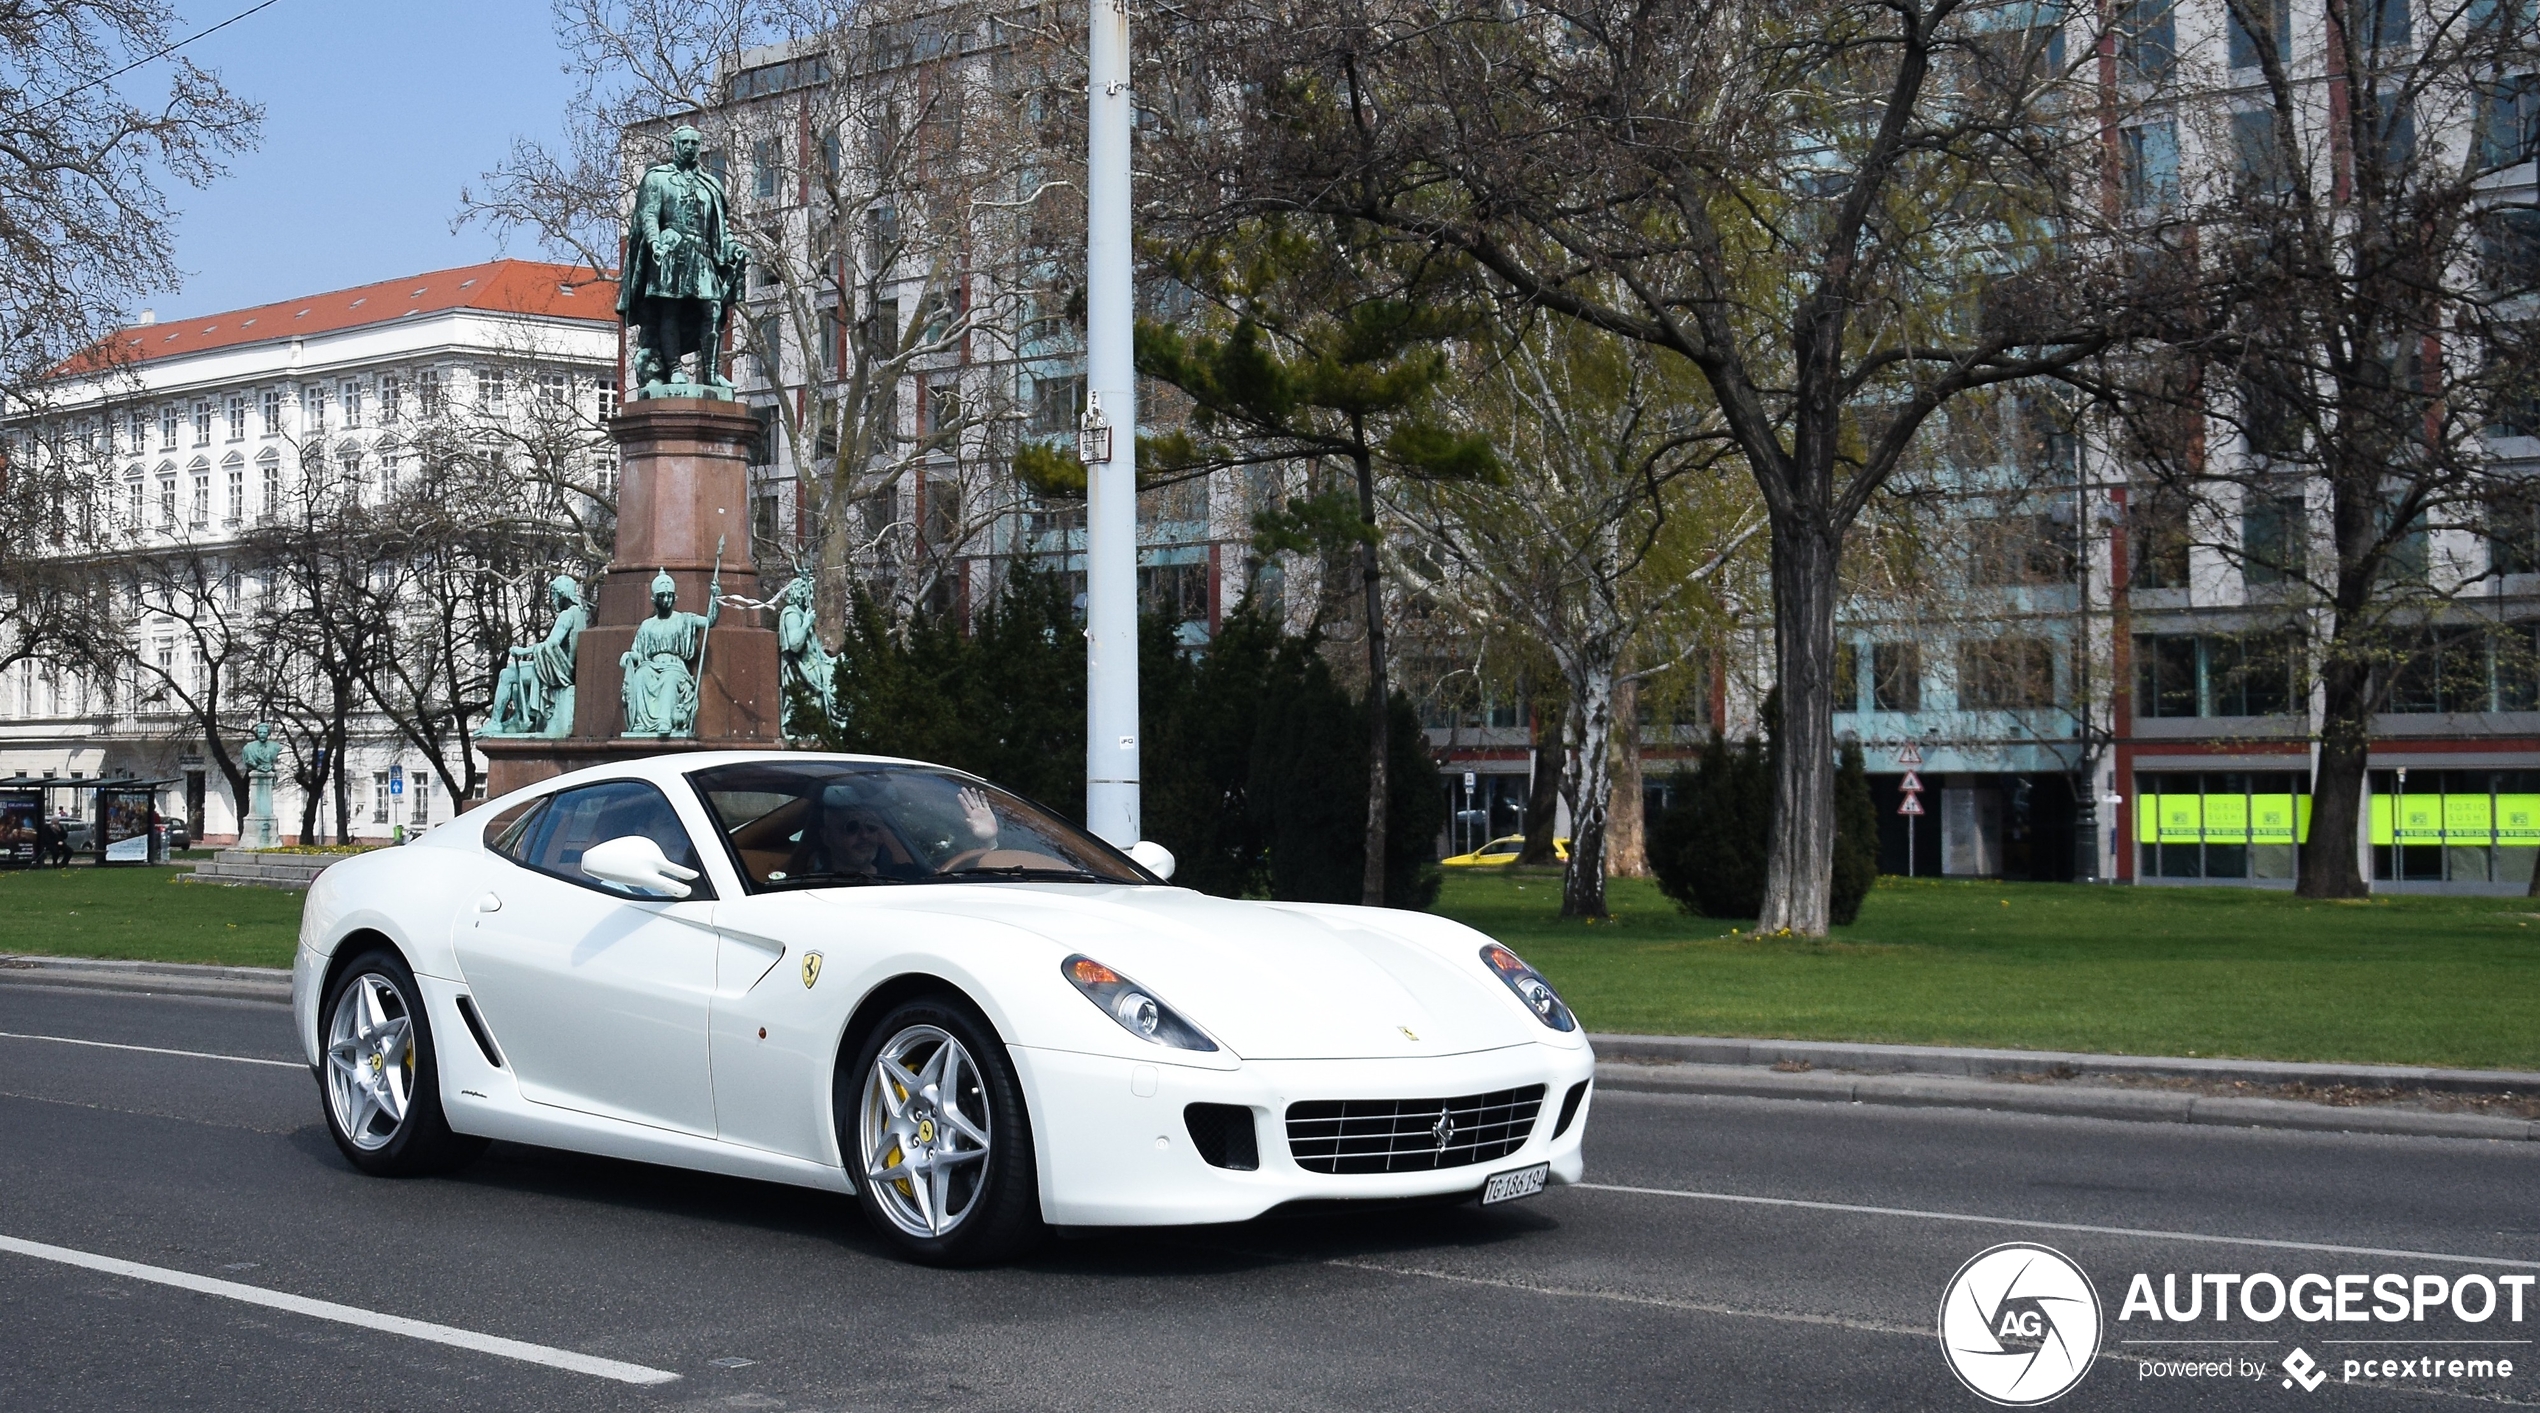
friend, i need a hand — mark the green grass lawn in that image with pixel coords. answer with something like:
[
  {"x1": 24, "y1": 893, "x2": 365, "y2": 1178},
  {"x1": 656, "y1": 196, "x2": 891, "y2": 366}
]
[
  {"x1": 0, "y1": 866, "x2": 302, "y2": 969},
  {"x1": 1436, "y1": 871, "x2": 2540, "y2": 1070},
  {"x1": 8, "y1": 859, "x2": 2536, "y2": 1070}
]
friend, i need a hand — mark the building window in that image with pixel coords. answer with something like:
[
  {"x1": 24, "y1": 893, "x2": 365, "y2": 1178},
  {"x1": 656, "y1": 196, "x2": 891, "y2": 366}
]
[
  {"x1": 2367, "y1": 767, "x2": 2540, "y2": 885},
  {"x1": 2387, "y1": 624, "x2": 2535, "y2": 714},
  {"x1": 225, "y1": 396, "x2": 246, "y2": 441},
  {"x1": 1835, "y1": 641, "x2": 1861, "y2": 711},
  {"x1": 2241, "y1": 491, "x2": 2306, "y2": 585},
  {"x1": 1958, "y1": 637, "x2": 2058, "y2": 710},
  {"x1": 341, "y1": 379, "x2": 363, "y2": 429},
  {"x1": 258, "y1": 452, "x2": 280, "y2": 516},
  {"x1": 2129, "y1": 485, "x2": 2192, "y2": 588},
  {"x1": 2117, "y1": 0, "x2": 2174, "y2": 83},
  {"x1": 190, "y1": 463, "x2": 210, "y2": 527},
  {"x1": 192, "y1": 401, "x2": 212, "y2": 445},
  {"x1": 1872, "y1": 643, "x2": 1922, "y2": 712},
  {"x1": 753, "y1": 136, "x2": 781, "y2": 199},
  {"x1": 125, "y1": 410, "x2": 145, "y2": 453},
  {"x1": 2231, "y1": 109, "x2": 2290, "y2": 197},
  {"x1": 2136, "y1": 770, "x2": 2311, "y2": 881},
  {"x1": 261, "y1": 389, "x2": 281, "y2": 436},
  {"x1": 2132, "y1": 631, "x2": 2301, "y2": 717},
  {"x1": 411, "y1": 776, "x2": 430, "y2": 826},
  {"x1": 159, "y1": 406, "x2": 177, "y2": 450},
  {"x1": 419, "y1": 369, "x2": 445, "y2": 418},
  {"x1": 158, "y1": 470, "x2": 176, "y2": 527},
  {"x1": 302, "y1": 385, "x2": 326, "y2": 434},
  {"x1": 124, "y1": 468, "x2": 142, "y2": 525},
  {"x1": 540, "y1": 370, "x2": 568, "y2": 405},
  {"x1": 2118, "y1": 121, "x2": 2178, "y2": 210},
  {"x1": 379, "y1": 375, "x2": 401, "y2": 425},
  {"x1": 597, "y1": 378, "x2": 618, "y2": 421},
  {"x1": 373, "y1": 773, "x2": 390, "y2": 824},
  {"x1": 2227, "y1": 0, "x2": 2292, "y2": 70},
  {"x1": 2481, "y1": 75, "x2": 2540, "y2": 170},
  {"x1": 480, "y1": 367, "x2": 506, "y2": 412},
  {"x1": 224, "y1": 459, "x2": 244, "y2": 523}
]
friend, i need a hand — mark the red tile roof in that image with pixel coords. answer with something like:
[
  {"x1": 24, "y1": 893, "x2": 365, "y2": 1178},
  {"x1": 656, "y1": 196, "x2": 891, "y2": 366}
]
[{"x1": 85, "y1": 260, "x2": 618, "y2": 371}]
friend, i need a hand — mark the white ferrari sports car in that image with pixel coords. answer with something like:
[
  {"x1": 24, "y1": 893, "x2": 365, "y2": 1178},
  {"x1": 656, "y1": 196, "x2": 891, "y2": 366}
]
[{"x1": 291, "y1": 751, "x2": 1595, "y2": 1263}]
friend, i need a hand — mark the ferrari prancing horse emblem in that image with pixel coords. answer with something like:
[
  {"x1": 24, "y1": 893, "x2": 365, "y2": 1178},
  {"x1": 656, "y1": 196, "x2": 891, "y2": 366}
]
[{"x1": 801, "y1": 951, "x2": 824, "y2": 989}]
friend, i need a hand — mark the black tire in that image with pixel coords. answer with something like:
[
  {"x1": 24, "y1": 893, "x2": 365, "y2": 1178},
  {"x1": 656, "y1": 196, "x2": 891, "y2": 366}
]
[
  {"x1": 840, "y1": 995, "x2": 1045, "y2": 1265},
  {"x1": 318, "y1": 948, "x2": 487, "y2": 1177}
]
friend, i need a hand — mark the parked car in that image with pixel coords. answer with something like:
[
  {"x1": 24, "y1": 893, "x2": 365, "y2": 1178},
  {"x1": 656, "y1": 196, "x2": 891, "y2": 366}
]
[
  {"x1": 1441, "y1": 834, "x2": 1570, "y2": 868},
  {"x1": 291, "y1": 751, "x2": 1594, "y2": 1264},
  {"x1": 164, "y1": 820, "x2": 191, "y2": 850}
]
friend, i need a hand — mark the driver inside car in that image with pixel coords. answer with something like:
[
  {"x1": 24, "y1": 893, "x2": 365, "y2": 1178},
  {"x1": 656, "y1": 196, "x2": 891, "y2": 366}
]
[{"x1": 794, "y1": 792, "x2": 928, "y2": 881}]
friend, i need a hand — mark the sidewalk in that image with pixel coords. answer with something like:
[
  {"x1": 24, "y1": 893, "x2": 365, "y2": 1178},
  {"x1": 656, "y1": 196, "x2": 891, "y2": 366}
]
[{"x1": 4, "y1": 954, "x2": 2531, "y2": 1140}]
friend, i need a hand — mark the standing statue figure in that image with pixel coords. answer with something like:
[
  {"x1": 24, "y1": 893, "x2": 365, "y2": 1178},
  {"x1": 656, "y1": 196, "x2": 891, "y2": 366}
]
[
  {"x1": 239, "y1": 721, "x2": 281, "y2": 849},
  {"x1": 618, "y1": 125, "x2": 749, "y2": 397},
  {"x1": 486, "y1": 576, "x2": 587, "y2": 738},
  {"x1": 775, "y1": 576, "x2": 838, "y2": 737},
  {"x1": 621, "y1": 567, "x2": 721, "y2": 737}
]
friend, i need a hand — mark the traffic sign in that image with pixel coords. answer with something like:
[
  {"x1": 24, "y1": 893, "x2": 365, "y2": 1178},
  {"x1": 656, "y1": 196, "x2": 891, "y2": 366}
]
[
  {"x1": 1897, "y1": 794, "x2": 1925, "y2": 816},
  {"x1": 389, "y1": 764, "x2": 404, "y2": 797},
  {"x1": 1897, "y1": 744, "x2": 1924, "y2": 767},
  {"x1": 1899, "y1": 770, "x2": 1924, "y2": 794},
  {"x1": 1463, "y1": 771, "x2": 1476, "y2": 790}
]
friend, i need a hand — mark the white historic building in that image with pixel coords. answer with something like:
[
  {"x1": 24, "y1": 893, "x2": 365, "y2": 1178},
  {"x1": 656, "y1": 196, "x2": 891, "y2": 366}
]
[{"x1": 0, "y1": 260, "x2": 619, "y2": 844}]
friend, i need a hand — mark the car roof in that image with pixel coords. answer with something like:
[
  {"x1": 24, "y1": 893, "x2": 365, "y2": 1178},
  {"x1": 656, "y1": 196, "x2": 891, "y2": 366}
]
[{"x1": 465, "y1": 750, "x2": 951, "y2": 830}]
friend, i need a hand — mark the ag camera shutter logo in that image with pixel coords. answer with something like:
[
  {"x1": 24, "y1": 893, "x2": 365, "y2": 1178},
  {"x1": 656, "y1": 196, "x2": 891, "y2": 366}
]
[{"x1": 1939, "y1": 1243, "x2": 2104, "y2": 1405}]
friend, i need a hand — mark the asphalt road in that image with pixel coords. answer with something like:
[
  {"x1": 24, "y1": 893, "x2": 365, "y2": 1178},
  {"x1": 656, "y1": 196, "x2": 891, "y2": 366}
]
[{"x1": 1, "y1": 979, "x2": 2534, "y2": 1412}]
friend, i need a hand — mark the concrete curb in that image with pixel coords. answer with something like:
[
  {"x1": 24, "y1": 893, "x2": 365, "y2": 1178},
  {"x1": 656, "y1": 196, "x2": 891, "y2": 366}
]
[
  {"x1": 1589, "y1": 1031, "x2": 2540, "y2": 1097},
  {"x1": 1592, "y1": 1061, "x2": 2540, "y2": 1141},
  {"x1": 0, "y1": 954, "x2": 291, "y2": 1003},
  {"x1": 2, "y1": 956, "x2": 2530, "y2": 1140}
]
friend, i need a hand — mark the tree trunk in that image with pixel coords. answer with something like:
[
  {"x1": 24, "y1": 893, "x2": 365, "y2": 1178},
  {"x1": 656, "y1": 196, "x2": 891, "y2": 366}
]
[
  {"x1": 1354, "y1": 449, "x2": 1389, "y2": 907},
  {"x1": 1519, "y1": 690, "x2": 1563, "y2": 864},
  {"x1": 1757, "y1": 515, "x2": 1838, "y2": 934},
  {"x1": 329, "y1": 719, "x2": 353, "y2": 845},
  {"x1": 2298, "y1": 651, "x2": 2373, "y2": 898},
  {"x1": 1608, "y1": 675, "x2": 1647, "y2": 877},
  {"x1": 1560, "y1": 662, "x2": 1614, "y2": 919}
]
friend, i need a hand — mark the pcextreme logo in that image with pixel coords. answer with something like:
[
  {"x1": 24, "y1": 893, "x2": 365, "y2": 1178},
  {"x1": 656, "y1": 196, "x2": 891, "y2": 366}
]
[{"x1": 1939, "y1": 1243, "x2": 2104, "y2": 1406}]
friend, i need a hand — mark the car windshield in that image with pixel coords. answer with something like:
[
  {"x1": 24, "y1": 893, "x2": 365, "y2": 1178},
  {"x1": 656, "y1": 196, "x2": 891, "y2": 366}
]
[{"x1": 688, "y1": 760, "x2": 1151, "y2": 892}]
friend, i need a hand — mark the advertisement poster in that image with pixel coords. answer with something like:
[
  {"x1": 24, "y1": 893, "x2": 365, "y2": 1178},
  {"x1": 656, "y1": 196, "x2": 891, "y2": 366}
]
[
  {"x1": 0, "y1": 791, "x2": 38, "y2": 866},
  {"x1": 98, "y1": 788, "x2": 154, "y2": 864}
]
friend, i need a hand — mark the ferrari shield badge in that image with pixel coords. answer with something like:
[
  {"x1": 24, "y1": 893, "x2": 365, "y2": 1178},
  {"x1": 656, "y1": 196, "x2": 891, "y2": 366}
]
[{"x1": 800, "y1": 951, "x2": 824, "y2": 989}]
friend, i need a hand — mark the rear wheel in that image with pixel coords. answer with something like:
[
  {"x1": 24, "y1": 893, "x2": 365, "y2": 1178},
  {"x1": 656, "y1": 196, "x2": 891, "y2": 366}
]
[
  {"x1": 320, "y1": 948, "x2": 485, "y2": 1176},
  {"x1": 844, "y1": 997, "x2": 1043, "y2": 1265}
]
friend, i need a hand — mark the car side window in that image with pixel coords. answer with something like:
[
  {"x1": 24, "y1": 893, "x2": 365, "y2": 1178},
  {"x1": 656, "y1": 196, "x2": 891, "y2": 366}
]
[
  {"x1": 483, "y1": 797, "x2": 549, "y2": 863},
  {"x1": 513, "y1": 780, "x2": 713, "y2": 900}
]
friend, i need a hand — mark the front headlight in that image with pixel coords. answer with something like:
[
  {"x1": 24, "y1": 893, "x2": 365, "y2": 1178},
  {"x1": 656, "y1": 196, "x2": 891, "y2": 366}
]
[
  {"x1": 1481, "y1": 944, "x2": 1577, "y2": 1032},
  {"x1": 1061, "y1": 955, "x2": 1219, "y2": 1052}
]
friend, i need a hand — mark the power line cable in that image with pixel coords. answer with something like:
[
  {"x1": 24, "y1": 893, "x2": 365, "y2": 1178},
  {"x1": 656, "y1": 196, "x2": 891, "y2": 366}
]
[{"x1": 10, "y1": 0, "x2": 284, "y2": 118}]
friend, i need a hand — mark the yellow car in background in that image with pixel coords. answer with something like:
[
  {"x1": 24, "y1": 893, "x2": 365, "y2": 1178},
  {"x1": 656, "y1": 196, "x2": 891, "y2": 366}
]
[{"x1": 1441, "y1": 834, "x2": 1570, "y2": 867}]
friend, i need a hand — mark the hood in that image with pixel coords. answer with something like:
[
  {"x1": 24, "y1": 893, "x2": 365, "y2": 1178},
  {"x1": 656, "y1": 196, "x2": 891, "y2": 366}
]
[{"x1": 842, "y1": 886, "x2": 1543, "y2": 1060}]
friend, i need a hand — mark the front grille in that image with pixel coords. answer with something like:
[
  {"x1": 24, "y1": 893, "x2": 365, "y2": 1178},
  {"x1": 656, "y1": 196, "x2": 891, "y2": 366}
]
[
  {"x1": 1285, "y1": 1085, "x2": 1545, "y2": 1175},
  {"x1": 1184, "y1": 1103, "x2": 1260, "y2": 1170},
  {"x1": 1552, "y1": 1080, "x2": 1589, "y2": 1138}
]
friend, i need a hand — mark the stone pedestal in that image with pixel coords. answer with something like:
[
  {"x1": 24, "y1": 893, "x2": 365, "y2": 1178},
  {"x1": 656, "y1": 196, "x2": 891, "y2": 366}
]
[
  {"x1": 480, "y1": 398, "x2": 783, "y2": 803},
  {"x1": 243, "y1": 771, "x2": 277, "y2": 848}
]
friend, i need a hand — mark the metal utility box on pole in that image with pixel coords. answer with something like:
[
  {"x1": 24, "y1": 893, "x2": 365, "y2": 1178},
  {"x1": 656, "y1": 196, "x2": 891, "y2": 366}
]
[{"x1": 1083, "y1": 0, "x2": 1141, "y2": 846}]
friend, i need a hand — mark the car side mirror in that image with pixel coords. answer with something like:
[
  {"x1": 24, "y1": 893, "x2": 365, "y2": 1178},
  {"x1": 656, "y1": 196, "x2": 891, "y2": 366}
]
[
  {"x1": 581, "y1": 834, "x2": 699, "y2": 899},
  {"x1": 1126, "y1": 839, "x2": 1175, "y2": 881}
]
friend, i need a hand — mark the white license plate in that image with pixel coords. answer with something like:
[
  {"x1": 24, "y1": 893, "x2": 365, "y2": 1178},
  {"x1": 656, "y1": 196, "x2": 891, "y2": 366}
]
[{"x1": 1480, "y1": 1162, "x2": 1550, "y2": 1205}]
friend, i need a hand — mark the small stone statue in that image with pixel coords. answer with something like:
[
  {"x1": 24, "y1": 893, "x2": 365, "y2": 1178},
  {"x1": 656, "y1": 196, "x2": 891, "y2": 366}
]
[
  {"x1": 618, "y1": 125, "x2": 749, "y2": 398},
  {"x1": 621, "y1": 567, "x2": 720, "y2": 737},
  {"x1": 240, "y1": 721, "x2": 281, "y2": 849},
  {"x1": 776, "y1": 575, "x2": 837, "y2": 736},
  {"x1": 487, "y1": 576, "x2": 587, "y2": 738}
]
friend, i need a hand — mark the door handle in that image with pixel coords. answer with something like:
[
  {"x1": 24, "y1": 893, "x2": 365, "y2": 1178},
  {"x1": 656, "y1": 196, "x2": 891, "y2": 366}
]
[{"x1": 476, "y1": 893, "x2": 502, "y2": 913}]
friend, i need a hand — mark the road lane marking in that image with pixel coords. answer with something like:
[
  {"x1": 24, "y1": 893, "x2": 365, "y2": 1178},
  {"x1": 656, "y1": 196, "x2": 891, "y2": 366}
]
[
  {"x1": 0, "y1": 1235, "x2": 679, "y2": 1386},
  {"x1": 1577, "y1": 1182, "x2": 2540, "y2": 1270},
  {"x1": 1318, "y1": 1257, "x2": 1927, "y2": 1337},
  {"x1": 0, "y1": 1031, "x2": 301, "y2": 1069}
]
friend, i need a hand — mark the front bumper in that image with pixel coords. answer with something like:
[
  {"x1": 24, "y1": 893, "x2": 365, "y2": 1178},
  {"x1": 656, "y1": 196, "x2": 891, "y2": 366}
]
[{"x1": 1014, "y1": 1040, "x2": 1595, "y2": 1227}]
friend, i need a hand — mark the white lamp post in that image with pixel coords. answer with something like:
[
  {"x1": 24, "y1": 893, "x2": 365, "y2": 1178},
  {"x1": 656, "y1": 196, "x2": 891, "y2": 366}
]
[{"x1": 1082, "y1": 0, "x2": 1141, "y2": 846}]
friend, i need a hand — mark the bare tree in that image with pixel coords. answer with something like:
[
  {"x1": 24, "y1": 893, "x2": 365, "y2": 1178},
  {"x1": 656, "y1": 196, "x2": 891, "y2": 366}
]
[{"x1": 1394, "y1": 316, "x2": 1762, "y2": 917}]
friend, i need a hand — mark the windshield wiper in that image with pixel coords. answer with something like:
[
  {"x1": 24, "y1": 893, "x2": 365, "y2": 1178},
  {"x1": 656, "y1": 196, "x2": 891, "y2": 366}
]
[
  {"x1": 760, "y1": 870, "x2": 913, "y2": 889},
  {"x1": 916, "y1": 865, "x2": 1113, "y2": 884}
]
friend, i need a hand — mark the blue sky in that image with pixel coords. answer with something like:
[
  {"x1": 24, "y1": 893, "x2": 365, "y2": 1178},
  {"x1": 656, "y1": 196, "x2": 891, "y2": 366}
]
[{"x1": 153, "y1": 1, "x2": 581, "y2": 321}]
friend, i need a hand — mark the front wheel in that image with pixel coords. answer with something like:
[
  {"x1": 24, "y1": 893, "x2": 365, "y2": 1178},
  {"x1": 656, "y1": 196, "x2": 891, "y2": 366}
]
[
  {"x1": 843, "y1": 997, "x2": 1043, "y2": 1265},
  {"x1": 319, "y1": 949, "x2": 485, "y2": 1176}
]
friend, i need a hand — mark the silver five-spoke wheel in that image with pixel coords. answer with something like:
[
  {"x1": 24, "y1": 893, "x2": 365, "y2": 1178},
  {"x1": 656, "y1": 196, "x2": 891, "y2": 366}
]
[
  {"x1": 326, "y1": 972, "x2": 414, "y2": 1151},
  {"x1": 858, "y1": 1024, "x2": 992, "y2": 1238}
]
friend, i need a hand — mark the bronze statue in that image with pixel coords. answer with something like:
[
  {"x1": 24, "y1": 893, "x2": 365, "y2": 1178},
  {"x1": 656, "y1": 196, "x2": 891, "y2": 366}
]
[
  {"x1": 618, "y1": 125, "x2": 749, "y2": 397},
  {"x1": 487, "y1": 576, "x2": 587, "y2": 737},
  {"x1": 621, "y1": 567, "x2": 720, "y2": 737},
  {"x1": 776, "y1": 575, "x2": 838, "y2": 736}
]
